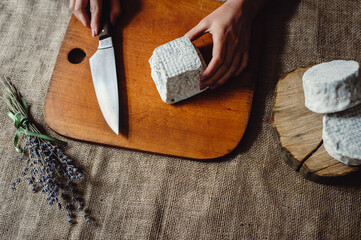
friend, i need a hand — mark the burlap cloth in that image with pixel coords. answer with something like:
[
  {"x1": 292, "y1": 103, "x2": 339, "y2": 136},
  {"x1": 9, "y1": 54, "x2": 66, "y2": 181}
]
[{"x1": 1, "y1": 0, "x2": 361, "y2": 239}]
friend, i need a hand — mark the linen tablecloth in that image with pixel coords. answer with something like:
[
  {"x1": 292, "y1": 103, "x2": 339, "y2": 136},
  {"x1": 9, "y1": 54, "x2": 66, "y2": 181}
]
[{"x1": 1, "y1": 0, "x2": 361, "y2": 239}]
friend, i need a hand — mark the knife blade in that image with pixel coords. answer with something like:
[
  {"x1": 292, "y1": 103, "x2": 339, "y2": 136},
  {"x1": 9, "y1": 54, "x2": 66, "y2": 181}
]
[{"x1": 89, "y1": 23, "x2": 119, "y2": 135}]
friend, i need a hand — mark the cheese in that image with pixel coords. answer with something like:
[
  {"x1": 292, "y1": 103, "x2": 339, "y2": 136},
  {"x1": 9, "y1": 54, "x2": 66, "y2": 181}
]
[
  {"x1": 302, "y1": 60, "x2": 361, "y2": 113},
  {"x1": 323, "y1": 104, "x2": 361, "y2": 165},
  {"x1": 149, "y1": 36, "x2": 206, "y2": 104}
]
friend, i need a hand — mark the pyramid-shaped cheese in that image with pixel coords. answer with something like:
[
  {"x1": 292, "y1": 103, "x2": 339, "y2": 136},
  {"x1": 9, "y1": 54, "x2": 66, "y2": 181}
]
[
  {"x1": 149, "y1": 36, "x2": 206, "y2": 104},
  {"x1": 323, "y1": 104, "x2": 361, "y2": 165},
  {"x1": 303, "y1": 60, "x2": 361, "y2": 113}
]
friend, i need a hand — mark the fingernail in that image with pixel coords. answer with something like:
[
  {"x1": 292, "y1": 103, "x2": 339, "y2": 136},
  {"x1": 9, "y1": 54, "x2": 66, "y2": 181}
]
[{"x1": 92, "y1": 29, "x2": 96, "y2": 37}]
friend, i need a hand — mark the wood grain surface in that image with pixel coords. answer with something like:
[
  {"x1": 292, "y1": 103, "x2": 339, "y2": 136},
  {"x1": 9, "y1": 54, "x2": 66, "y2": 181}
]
[
  {"x1": 44, "y1": 0, "x2": 261, "y2": 159},
  {"x1": 272, "y1": 67, "x2": 361, "y2": 183}
]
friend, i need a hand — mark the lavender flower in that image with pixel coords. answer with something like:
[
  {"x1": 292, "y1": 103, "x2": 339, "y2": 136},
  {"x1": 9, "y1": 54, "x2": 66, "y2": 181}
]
[
  {"x1": 10, "y1": 135, "x2": 90, "y2": 223},
  {"x1": 1, "y1": 77, "x2": 91, "y2": 223}
]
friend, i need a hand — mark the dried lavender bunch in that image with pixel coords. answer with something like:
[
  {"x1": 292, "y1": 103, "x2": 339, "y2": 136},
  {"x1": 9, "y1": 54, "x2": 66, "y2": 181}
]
[{"x1": 1, "y1": 77, "x2": 90, "y2": 223}]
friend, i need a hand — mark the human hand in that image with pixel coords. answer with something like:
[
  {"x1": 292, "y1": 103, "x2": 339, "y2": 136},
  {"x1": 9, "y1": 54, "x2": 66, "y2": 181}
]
[
  {"x1": 69, "y1": 0, "x2": 122, "y2": 37},
  {"x1": 186, "y1": 0, "x2": 259, "y2": 90}
]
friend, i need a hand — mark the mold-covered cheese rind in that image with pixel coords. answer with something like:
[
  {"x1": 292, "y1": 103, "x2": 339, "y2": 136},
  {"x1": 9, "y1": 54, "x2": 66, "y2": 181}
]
[
  {"x1": 303, "y1": 60, "x2": 361, "y2": 113},
  {"x1": 149, "y1": 36, "x2": 206, "y2": 104},
  {"x1": 323, "y1": 104, "x2": 361, "y2": 166}
]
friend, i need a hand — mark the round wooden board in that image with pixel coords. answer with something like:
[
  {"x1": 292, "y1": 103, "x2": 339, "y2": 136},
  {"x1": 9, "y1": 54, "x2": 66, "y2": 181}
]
[{"x1": 272, "y1": 67, "x2": 361, "y2": 184}]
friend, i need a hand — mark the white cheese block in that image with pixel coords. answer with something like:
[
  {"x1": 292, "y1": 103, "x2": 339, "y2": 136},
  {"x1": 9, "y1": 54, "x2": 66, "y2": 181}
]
[
  {"x1": 302, "y1": 60, "x2": 361, "y2": 113},
  {"x1": 149, "y1": 36, "x2": 206, "y2": 104},
  {"x1": 323, "y1": 104, "x2": 361, "y2": 165}
]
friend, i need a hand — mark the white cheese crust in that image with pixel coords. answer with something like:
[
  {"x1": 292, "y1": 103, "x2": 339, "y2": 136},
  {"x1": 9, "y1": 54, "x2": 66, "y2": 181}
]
[
  {"x1": 149, "y1": 36, "x2": 206, "y2": 104},
  {"x1": 323, "y1": 104, "x2": 361, "y2": 165},
  {"x1": 303, "y1": 60, "x2": 361, "y2": 113}
]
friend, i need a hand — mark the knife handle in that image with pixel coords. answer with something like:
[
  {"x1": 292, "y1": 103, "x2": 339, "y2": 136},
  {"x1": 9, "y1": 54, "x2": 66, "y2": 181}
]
[
  {"x1": 98, "y1": 0, "x2": 111, "y2": 40},
  {"x1": 99, "y1": 21, "x2": 111, "y2": 40}
]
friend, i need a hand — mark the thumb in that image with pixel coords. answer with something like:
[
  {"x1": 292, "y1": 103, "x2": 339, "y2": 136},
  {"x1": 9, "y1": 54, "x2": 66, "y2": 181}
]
[{"x1": 185, "y1": 21, "x2": 209, "y2": 41}]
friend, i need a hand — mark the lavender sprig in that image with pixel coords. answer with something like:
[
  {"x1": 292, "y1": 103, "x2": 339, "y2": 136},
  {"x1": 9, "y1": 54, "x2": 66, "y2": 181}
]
[{"x1": 1, "y1": 77, "x2": 91, "y2": 223}]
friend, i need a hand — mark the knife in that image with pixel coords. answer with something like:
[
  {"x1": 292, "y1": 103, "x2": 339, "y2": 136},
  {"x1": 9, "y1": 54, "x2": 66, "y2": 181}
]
[{"x1": 89, "y1": 21, "x2": 119, "y2": 135}]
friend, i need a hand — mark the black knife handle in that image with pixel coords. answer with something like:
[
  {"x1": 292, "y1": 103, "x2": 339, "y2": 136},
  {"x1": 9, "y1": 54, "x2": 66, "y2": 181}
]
[
  {"x1": 98, "y1": 0, "x2": 111, "y2": 40},
  {"x1": 99, "y1": 21, "x2": 111, "y2": 40}
]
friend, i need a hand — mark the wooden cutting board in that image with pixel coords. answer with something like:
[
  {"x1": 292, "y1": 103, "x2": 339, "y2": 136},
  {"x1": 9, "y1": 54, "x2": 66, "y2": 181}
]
[
  {"x1": 44, "y1": 0, "x2": 261, "y2": 159},
  {"x1": 272, "y1": 67, "x2": 361, "y2": 183}
]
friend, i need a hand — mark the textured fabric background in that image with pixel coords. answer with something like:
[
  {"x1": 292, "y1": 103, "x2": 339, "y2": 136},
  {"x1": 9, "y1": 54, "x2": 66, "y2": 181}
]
[{"x1": 1, "y1": 0, "x2": 361, "y2": 239}]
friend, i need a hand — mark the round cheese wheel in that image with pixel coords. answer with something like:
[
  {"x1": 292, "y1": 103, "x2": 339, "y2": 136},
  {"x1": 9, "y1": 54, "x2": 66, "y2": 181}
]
[
  {"x1": 303, "y1": 60, "x2": 360, "y2": 113},
  {"x1": 323, "y1": 104, "x2": 361, "y2": 166}
]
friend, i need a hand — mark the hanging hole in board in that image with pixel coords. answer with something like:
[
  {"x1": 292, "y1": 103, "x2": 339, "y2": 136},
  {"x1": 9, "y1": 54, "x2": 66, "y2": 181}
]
[{"x1": 68, "y1": 48, "x2": 86, "y2": 64}]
